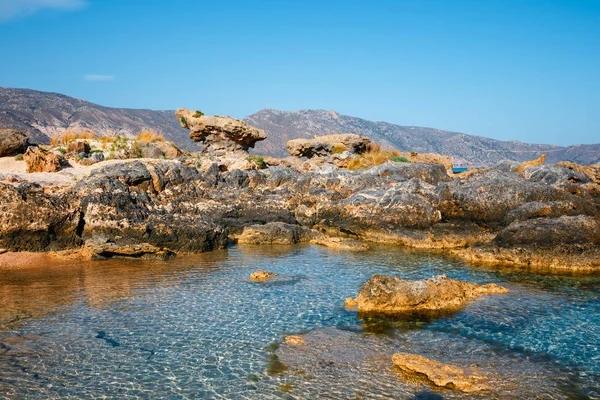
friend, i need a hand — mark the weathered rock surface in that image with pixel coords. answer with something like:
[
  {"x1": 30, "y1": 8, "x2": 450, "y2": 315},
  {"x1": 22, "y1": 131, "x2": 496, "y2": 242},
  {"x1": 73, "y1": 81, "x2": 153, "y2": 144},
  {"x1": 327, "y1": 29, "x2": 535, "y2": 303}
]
[
  {"x1": 0, "y1": 129, "x2": 29, "y2": 156},
  {"x1": 392, "y1": 353, "x2": 490, "y2": 392},
  {"x1": 286, "y1": 133, "x2": 371, "y2": 158},
  {"x1": 176, "y1": 108, "x2": 266, "y2": 155},
  {"x1": 1, "y1": 154, "x2": 599, "y2": 271},
  {"x1": 85, "y1": 236, "x2": 175, "y2": 260},
  {"x1": 250, "y1": 270, "x2": 278, "y2": 282},
  {"x1": 23, "y1": 146, "x2": 62, "y2": 173},
  {"x1": 350, "y1": 275, "x2": 507, "y2": 314},
  {"x1": 67, "y1": 140, "x2": 90, "y2": 154}
]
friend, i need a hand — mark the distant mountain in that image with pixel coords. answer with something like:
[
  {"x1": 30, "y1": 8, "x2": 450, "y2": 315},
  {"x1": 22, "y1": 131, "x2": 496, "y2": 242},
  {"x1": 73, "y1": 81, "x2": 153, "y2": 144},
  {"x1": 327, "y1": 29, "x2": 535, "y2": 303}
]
[
  {"x1": 245, "y1": 109, "x2": 600, "y2": 165},
  {"x1": 0, "y1": 87, "x2": 196, "y2": 150},
  {"x1": 1, "y1": 88, "x2": 598, "y2": 165}
]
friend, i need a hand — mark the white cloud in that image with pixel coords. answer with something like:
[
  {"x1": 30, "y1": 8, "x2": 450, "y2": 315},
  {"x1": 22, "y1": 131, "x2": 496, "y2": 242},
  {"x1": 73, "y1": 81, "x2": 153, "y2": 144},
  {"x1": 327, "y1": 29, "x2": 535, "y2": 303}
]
[
  {"x1": 0, "y1": 0, "x2": 86, "y2": 22},
  {"x1": 84, "y1": 74, "x2": 115, "y2": 81}
]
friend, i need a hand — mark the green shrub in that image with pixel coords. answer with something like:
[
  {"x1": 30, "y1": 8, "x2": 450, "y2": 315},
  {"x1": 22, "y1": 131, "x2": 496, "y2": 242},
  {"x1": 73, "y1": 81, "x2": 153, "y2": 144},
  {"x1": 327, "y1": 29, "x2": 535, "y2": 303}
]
[
  {"x1": 246, "y1": 155, "x2": 267, "y2": 169},
  {"x1": 130, "y1": 141, "x2": 143, "y2": 158},
  {"x1": 390, "y1": 155, "x2": 410, "y2": 163},
  {"x1": 193, "y1": 110, "x2": 204, "y2": 118},
  {"x1": 14, "y1": 153, "x2": 23, "y2": 161},
  {"x1": 57, "y1": 147, "x2": 67, "y2": 154},
  {"x1": 180, "y1": 116, "x2": 188, "y2": 127},
  {"x1": 91, "y1": 149, "x2": 103, "y2": 153}
]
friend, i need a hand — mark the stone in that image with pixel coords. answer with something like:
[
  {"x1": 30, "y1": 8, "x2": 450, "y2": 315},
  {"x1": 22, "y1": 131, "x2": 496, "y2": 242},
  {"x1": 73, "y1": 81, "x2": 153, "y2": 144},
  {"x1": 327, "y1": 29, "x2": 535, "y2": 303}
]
[
  {"x1": 23, "y1": 146, "x2": 62, "y2": 173},
  {"x1": 284, "y1": 335, "x2": 306, "y2": 346},
  {"x1": 344, "y1": 297, "x2": 358, "y2": 309},
  {"x1": 0, "y1": 129, "x2": 29, "y2": 157},
  {"x1": 176, "y1": 108, "x2": 266, "y2": 155},
  {"x1": 287, "y1": 134, "x2": 371, "y2": 158},
  {"x1": 238, "y1": 222, "x2": 313, "y2": 245},
  {"x1": 85, "y1": 236, "x2": 175, "y2": 261},
  {"x1": 250, "y1": 270, "x2": 278, "y2": 282},
  {"x1": 392, "y1": 353, "x2": 490, "y2": 392},
  {"x1": 351, "y1": 275, "x2": 507, "y2": 314},
  {"x1": 67, "y1": 140, "x2": 90, "y2": 154},
  {"x1": 90, "y1": 152, "x2": 105, "y2": 163}
]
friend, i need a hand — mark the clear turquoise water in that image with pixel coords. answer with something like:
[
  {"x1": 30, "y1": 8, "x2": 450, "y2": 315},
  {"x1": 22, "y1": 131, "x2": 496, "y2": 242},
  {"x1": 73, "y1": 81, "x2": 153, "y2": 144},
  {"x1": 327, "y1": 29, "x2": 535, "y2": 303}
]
[{"x1": 0, "y1": 245, "x2": 598, "y2": 399}]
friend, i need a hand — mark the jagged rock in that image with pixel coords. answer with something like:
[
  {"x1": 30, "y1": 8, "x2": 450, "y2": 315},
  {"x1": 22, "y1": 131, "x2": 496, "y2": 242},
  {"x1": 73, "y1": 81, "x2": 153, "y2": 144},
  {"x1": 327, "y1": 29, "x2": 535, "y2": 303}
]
[
  {"x1": 287, "y1": 134, "x2": 371, "y2": 158},
  {"x1": 392, "y1": 353, "x2": 490, "y2": 392},
  {"x1": 350, "y1": 275, "x2": 507, "y2": 314},
  {"x1": 250, "y1": 270, "x2": 278, "y2": 282},
  {"x1": 67, "y1": 140, "x2": 90, "y2": 154},
  {"x1": 176, "y1": 108, "x2": 266, "y2": 155},
  {"x1": 0, "y1": 129, "x2": 29, "y2": 156},
  {"x1": 85, "y1": 236, "x2": 175, "y2": 260},
  {"x1": 23, "y1": 146, "x2": 62, "y2": 173}
]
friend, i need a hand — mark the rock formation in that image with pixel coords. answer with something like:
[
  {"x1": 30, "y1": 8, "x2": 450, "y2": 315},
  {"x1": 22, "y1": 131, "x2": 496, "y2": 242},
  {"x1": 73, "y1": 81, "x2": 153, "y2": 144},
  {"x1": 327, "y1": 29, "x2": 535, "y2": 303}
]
[
  {"x1": 250, "y1": 270, "x2": 278, "y2": 282},
  {"x1": 286, "y1": 133, "x2": 371, "y2": 158},
  {"x1": 175, "y1": 108, "x2": 266, "y2": 155},
  {"x1": 0, "y1": 129, "x2": 29, "y2": 156},
  {"x1": 23, "y1": 146, "x2": 62, "y2": 173},
  {"x1": 349, "y1": 275, "x2": 507, "y2": 314},
  {"x1": 392, "y1": 352, "x2": 490, "y2": 392}
]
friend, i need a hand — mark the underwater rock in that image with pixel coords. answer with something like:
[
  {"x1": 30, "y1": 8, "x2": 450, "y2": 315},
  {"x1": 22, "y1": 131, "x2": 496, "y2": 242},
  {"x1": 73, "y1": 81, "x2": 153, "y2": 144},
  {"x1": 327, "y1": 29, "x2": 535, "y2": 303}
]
[
  {"x1": 350, "y1": 275, "x2": 507, "y2": 314},
  {"x1": 250, "y1": 270, "x2": 278, "y2": 282},
  {"x1": 284, "y1": 335, "x2": 306, "y2": 346},
  {"x1": 392, "y1": 352, "x2": 490, "y2": 393}
]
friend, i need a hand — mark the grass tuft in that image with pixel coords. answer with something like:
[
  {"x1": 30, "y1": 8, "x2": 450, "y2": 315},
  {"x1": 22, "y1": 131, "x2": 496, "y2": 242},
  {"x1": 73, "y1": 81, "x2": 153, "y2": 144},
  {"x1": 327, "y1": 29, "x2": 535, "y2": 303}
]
[{"x1": 136, "y1": 130, "x2": 164, "y2": 143}]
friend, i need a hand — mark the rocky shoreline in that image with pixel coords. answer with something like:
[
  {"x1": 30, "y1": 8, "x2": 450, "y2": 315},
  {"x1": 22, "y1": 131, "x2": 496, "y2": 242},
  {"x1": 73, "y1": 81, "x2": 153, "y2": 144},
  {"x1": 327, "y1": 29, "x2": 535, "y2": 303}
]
[{"x1": 1, "y1": 113, "x2": 599, "y2": 273}]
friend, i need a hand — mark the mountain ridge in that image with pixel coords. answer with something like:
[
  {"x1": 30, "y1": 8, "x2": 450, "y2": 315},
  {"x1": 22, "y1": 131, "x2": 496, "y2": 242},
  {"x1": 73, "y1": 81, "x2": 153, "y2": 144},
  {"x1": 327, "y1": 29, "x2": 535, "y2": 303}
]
[{"x1": 1, "y1": 87, "x2": 598, "y2": 165}]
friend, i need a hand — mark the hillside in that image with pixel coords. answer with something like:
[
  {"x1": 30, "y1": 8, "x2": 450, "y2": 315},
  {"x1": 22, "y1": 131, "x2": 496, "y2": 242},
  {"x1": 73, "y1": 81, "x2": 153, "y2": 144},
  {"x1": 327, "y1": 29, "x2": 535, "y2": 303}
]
[
  {"x1": 0, "y1": 87, "x2": 196, "y2": 150},
  {"x1": 1, "y1": 87, "x2": 598, "y2": 165},
  {"x1": 245, "y1": 109, "x2": 600, "y2": 165}
]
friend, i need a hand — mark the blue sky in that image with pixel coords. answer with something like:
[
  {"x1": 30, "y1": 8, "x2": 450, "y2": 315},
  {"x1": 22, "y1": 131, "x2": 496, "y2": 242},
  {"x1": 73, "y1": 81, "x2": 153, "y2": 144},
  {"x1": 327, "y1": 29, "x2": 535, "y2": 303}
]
[{"x1": 0, "y1": 0, "x2": 598, "y2": 145}]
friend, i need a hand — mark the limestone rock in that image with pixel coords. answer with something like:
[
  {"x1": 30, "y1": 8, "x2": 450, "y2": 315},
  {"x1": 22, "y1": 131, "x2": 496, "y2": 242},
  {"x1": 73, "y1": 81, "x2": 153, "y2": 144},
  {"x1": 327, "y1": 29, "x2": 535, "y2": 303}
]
[
  {"x1": 67, "y1": 140, "x2": 90, "y2": 154},
  {"x1": 392, "y1": 352, "x2": 490, "y2": 392},
  {"x1": 287, "y1": 134, "x2": 371, "y2": 158},
  {"x1": 23, "y1": 146, "x2": 62, "y2": 173},
  {"x1": 0, "y1": 129, "x2": 29, "y2": 156},
  {"x1": 176, "y1": 108, "x2": 266, "y2": 155},
  {"x1": 351, "y1": 275, "x2": 507, "y2": 314},
  {"x1": 250, "y1": 270, "x2": 278, "y2": 282}
]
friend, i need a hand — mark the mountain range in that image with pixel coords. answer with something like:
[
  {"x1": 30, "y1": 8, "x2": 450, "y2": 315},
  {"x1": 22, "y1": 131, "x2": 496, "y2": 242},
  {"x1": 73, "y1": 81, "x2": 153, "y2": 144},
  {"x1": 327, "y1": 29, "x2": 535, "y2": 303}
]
[{"x1": 1, "y1": 87, "x2": 598, "y2": 165}]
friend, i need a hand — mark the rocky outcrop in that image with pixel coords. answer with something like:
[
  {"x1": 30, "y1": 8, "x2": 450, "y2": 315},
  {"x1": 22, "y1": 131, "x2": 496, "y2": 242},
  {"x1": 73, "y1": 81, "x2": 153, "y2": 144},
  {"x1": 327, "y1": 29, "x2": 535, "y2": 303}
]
[
  {"x1": 23, "y1": 146, "x2": 62, "y2": 173},
  {"x1": 250, "y1": 270, "x2": 278, "y2": 282},
  {"x1": 392, "y1": 353, "x2": 490, "y2": 392},
  {"x1": 0, "y1": 129, "x2": 29, "y2": 156},
  {"x1": 176, "y1": 108, "x2": 266, "y2": 155},
  {"x1": 286, "y1": 133, "x2": 371, "y2": 158},
  {"x1": 349, "y1": 275, "x2": 507, "y2": 314}
]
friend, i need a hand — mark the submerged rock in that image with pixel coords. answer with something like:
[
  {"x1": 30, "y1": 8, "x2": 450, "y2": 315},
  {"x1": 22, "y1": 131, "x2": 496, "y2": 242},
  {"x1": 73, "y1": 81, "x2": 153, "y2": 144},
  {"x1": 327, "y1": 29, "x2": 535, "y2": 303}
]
[
  {"x1": 0, "y1": 129, "x2": 29, "y2": 156},
  {"x1": 392, "y1": 352, "x2": 490, "y2": 392},
  {"x1": 23, "y1": 146, "x2": 62, "y2": 173},
  {"x1": 284, "y1": 335, "x2": 306, "y2": 346},
  {"x1": 250, "y1": 270, "x2": 278, "y2": 282},
  {"x1": 287, "y1": 133, "x2": 371, "y2": 158},
  {"x1": 350, "y1": 275, "x2": 507, "y2": 314}
]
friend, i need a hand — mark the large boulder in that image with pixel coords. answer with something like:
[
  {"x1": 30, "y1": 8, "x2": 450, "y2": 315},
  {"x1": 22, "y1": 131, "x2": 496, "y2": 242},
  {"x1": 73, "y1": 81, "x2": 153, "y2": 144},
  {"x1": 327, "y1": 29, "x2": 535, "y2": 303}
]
[
  {"x1": 392, "y1": 353, "x2": 490, "y2": 392},
  {"x1": 287, "y1": 134, "x2": 371, "y2": 158},
  {"x1": 0, "y1": 129, "x2": 29, "y2": 156},
  {"x1": 175, "y1": 108, "x2": 266, "y2": 155},
  {"x1": 23, "y1": 146, "x2": 62, "y2": 173},
  {"x1": 67, "y1": 140, "x2": 90, "y2": 154},
  {"x1": 350, "y1": 275, "x2": 507, "y2": 314}
]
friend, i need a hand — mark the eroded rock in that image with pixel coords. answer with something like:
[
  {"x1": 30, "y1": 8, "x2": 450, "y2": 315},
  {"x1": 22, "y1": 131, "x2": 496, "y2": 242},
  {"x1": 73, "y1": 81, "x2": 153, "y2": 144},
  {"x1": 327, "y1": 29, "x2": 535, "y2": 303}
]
[
  {"x1": 287, "y1": 134, "x2": 371, "y2": 158},
  {"x1": 392, "y1": 352, "x2": 490, "y2": 392},
  {"x1": 0, "y1": 129, "x2": 29, "y2": 156},
  {"x1": 351, "y1": 275, "x2": 507, "y2": 314},
  {"x1": 23, "y1": 146, "x2": 62, "y2": 173}
]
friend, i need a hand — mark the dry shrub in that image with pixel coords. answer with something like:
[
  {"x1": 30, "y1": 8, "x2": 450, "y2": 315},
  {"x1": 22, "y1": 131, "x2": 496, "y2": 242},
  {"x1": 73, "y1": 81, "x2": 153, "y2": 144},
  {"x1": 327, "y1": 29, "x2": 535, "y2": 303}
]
[
  {"x1": 136, "y1": 130, "x2": 164, "y2": 143},
  {"x1": 331, "y1": 144, "x2": 347, "y2": 154},
  {"x1": 50, "y1": 130, "x2": 96, "y2": 146},
  {"x1": 344, "y1": 144, "x2": 403, "y2": 170},
  {"x1": 515, "y1": 154, "x2": 546, "y2": 173}
]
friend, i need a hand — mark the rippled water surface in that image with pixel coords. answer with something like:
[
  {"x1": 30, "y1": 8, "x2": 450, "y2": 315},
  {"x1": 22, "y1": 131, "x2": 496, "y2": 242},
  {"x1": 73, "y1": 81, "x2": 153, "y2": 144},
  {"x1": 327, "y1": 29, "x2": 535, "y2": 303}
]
[{"x1": 0, "y1": 245, "x2": 599, "y2": 399}]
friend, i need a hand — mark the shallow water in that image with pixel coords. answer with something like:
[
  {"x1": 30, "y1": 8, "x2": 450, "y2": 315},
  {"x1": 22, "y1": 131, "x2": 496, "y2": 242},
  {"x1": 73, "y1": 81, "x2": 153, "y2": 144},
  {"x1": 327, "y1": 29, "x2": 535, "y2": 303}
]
[{"x1": 0, "y1": 245, "x2": 598, "y2": 399}]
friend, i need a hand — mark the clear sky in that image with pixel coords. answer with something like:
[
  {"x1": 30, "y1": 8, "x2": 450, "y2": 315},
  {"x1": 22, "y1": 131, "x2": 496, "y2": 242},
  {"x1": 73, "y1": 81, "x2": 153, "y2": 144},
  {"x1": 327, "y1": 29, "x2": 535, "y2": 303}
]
[{"x1": 0, "y1": 0, "x2": 598, "y2": 146}]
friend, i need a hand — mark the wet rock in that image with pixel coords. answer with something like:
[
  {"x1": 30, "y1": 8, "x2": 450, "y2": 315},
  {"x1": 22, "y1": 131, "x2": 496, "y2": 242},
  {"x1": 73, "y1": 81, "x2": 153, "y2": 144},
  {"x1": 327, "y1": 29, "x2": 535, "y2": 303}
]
[
  {"x1": 344, "y1": 297, "x2": 358, "y2": 309},
  {"x1": 67, "y1": 140, "x2": 90, "y2": 154},
  {"x1": 0, "y1": 129, "x2": 29, "y2": 156},
  {"x1": 85, "y1": 236, "x2": 175, "y2": 260},
  {"x1": 351, "y1": 275, "x2": 507, "y2": 314},
  {"x1": 392, "y1": 353, "x2": 490, "y2": 392},
  {"x1": 309, "y1": 235, "x2": 369, "y2": 251},
  {"x1": 238, "y1": 222, "x2": 313, "y2": 245},
  {"x1": 287, "y1": 134, "x2": 371, "y2": 158},
  {"x1": 23, "y1": 146, "x2": 62, "y2": 173},
  {"x1": 284, "y1": 335, "x2": 306, "y2": 346},
  {"x1": 176, "y1": 108, "x2": 266, "y2": 155},
  {"x1": 250, "y1": 270, "x2": 278, "y2": 282}
]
